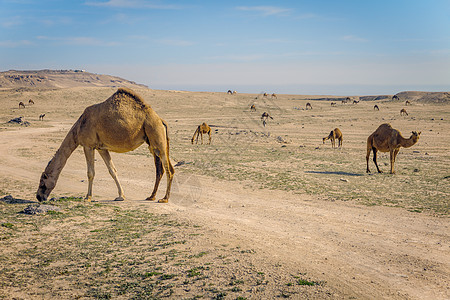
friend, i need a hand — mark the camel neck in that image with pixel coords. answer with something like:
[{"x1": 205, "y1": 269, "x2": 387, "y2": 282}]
[
  {"x1": 399, "y1": 134, "x2": 417, "y2": 148},
  {"x1": 45, "y1": 127, "x2": 79, "y2": 179}
]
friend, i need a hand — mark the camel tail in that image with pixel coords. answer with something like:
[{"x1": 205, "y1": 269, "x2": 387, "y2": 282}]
[{"x1": 161, "y1": 120, "x2": 174, "y2": 174}]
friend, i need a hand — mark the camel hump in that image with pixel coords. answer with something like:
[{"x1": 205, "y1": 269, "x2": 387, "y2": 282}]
[{"x1": 113, "y1": 88, "x2": 149, "y2": 109}]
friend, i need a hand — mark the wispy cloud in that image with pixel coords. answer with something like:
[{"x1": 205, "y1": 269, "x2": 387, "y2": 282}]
[
  {"x1": 156, "y1": 39, "x2": 195, "y2": 46},
  {"x1": 236, "y1": 6, "x2": 292, "y2": 16},
  {"x1": 0, "y1": 40, "x2": 33, "y2": 48},
  {"x1": 341, "y1": 35, "x2": 368, "y2": 42},
  {"x1": 1, "y1": 16, "x2": 24, "y2": 28},
  {"x1": 85, "y1": 0, "x2": 182, "y2": 9},
  {"x1": 37, "y1": 36, "x2": 120, "y2": 46},
  {"x1": 206, "y1": 54, "x2": 267, "y2": 61}
]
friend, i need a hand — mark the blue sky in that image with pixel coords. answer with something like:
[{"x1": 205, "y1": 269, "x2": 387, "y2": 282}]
[{"x1": 1, "y1": 0, "x2": 449, "y2": 95}]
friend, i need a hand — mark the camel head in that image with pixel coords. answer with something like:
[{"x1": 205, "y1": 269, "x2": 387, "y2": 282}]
[
  {"x1": 322, "y1": 137, "x2": 326, "y2": 144},
  {"x1": 411, "y1": 131, "x2": 421, "y2": 142},
  {"x1": 36, "y1": 172, "x2": 56, "y2": 202}
]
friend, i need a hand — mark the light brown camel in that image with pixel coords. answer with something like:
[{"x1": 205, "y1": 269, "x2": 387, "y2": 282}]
[
  {"x1": 191, "y1": 122, "x2": 211, "y2": 144},
  {"x1": 306, "y1": 102, "x2": 312, "y2": 110},
  {"x1": 250, "y1": 104, "x2": 256, "y2": 112},
  {"x1": 400, "y1": 108, "x2": 408, "y2": 116},
  {"x1": 263, "y1": 93, "x2": 268, "y2": 97},
  {"x1": 374, "y1": 105, "x2": 379, "y2": 111},
  {"x1": 36, "y1": 88, "x2": 174, "y2": 203},
  {"x1": 366, "y1": 123, "x2": 421, "y2": 174},
  {"x1": 261, "y1": 112, "x2": 273, "y2": 127},
  {"x1": 405, "y1": 100, "x2": 411, "y2": 106},
  {"x1": 19, "y1": 101, "x2": 25, "y2": 108},
  {"x1": 29, "y1": 99, "x2": 34, "y2": 105},
  {"x1": 323, "y1": 128, "x2": 343, "y2": 148},
  {"x1": 271, "y1": 93, "x2": 277, "y2": 99}
]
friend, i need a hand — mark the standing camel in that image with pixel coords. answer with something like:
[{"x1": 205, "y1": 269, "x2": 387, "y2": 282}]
[
  {"x1": 374, "y1": 105, "x2": 379, "y2": 111},
  {"x1": 306, "y1": 102, "x2": 312, "y2": 110},
  {"x1": 392, "y1": 95, "x2": 399, "y2": 100},
  {"x1": 261, "y1": 112, "x2": 273, "y2": 127},
  {"x1": 271, "y1": 93, "x2": 277, "y2": 99},
  {"x1": 366, "y1": 123, "x2": 421, "y2": 174},
  {"x1": 250, "y1": 104, "x2": 256, "y2": 112},
  {"x1": 191, "y1": 122, "x2": 211, "y2": 145},
  {"x1": 405, "y1": 100, "x2": 411, "y2": 106},
  {"x1": 19, "y1": 102, "x2": 25, "y2": 108},
  {"x1": 323, "y1": 128, "x2": 343, "y2": 148},
  {"x1": 29, "y1": 99, "x2": 34, "y2": 105},
  {"x1": 36, "y1": 88, "x2": 174, "y2": 203},
  {"x1": 400, "y1": 108, "x2": 408, "y2": 116}
]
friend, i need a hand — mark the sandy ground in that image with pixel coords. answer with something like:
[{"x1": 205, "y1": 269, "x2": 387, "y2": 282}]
[{"x1": 0, "y1": 87, "x2": 449, "y2": 299}]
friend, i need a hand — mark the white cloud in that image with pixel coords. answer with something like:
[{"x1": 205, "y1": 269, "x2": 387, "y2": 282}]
[
  {"x1": 236, "y1": 6, "x2": 292, "y2": 16},
  {"x1": 36, "y1": 36, "x2": 119, "y2": 46},
  {"x1": 156, "y1": 39, "x2": 194, "y2": 46},
  {"x1": 1, "y1": 16, "x2": 24, "y2": 28},
  {"x1": 0, "y1": 40, "x2": 33, "y2": 47},
  {"x1": 341, "y1": 35, "x2": 368, "y2": 42},
  {"x1": 85, "y1": 0, "x2": 182, "y2": 9}
]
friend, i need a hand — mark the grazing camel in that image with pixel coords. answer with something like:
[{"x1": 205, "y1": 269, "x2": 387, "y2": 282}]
[
  {"x1": 29, "y1": 99, "x2": 34, "y2": 105},
  {"x1": 306, "y1": 102, "x2": 312, "y2": 110},
  {"x1": 191, "y1": 122, "x2": 211, "y2": 145},
  {"x1": 271, "y1": 93, "x2": 277, "y2": 99},
  {"x1": 263, "y1": 93, "x2": 268, "y2": 97},
  {"x1": 39, "y1": 113, "x2": 45, "y2": 120},
  {"x1": 392, "y1": 95, "x2": 399, "y2": 100},
  {"x1": 366, "y1": 123, "x2": 421, "y2": 174},
  {"x1": 374, "y1": 105, "x2": 379, "y2": 111},
  {"x1": 19, "y1": 102, "x2": 25, "y2": 108},
  {"x1": 261, "y1": 112, "x2": 273, "y2": 127},
  {"x1": 36, "y1": 88, "x2": 174, "y2": 203},
  {"x1": 400, "y1": 108, "x2": 408, "y2": 116},
  {"x1": 323, "y1": 128, "x2": 343, "y2": 148},
  {"x1": 331, "y1": 102, "x2": 337, "y2": 107},
  {"x1": 405, "y1": 100, "x2": 411, "y2": 106},
  {"x1": 227, "y1": 90, "x2": 232, "y2": 94},
  {"x1": 353, "y1": 100, "x2": 360, "y2": 104},
  {"x1": 250, "y1": 104, "x2": 256, "y2": 112}
]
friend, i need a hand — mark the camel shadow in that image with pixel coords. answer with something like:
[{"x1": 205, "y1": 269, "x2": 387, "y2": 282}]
[{"x1": 305, "y1": 170, "x2": 364, "y2": 177}]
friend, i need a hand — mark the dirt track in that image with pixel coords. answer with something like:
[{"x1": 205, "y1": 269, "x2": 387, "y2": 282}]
[{"x1": 0, "y1": 87, "x2": 449, "y2": 299}]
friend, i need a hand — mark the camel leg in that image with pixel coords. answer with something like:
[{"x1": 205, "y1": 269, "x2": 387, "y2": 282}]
[
  {"x1": 83, "y1": 147, "x2": 95, "y2": 202},
  {"x1": 366, "y1": 147, "x2": 371, "y2": 173},
  {"x1": 146, "y1": 151, "x2": 164, "y2": 201},
  {"x1": 208, "y1": 132, "x2": 211, "y2": 144},
  {"x1": 390, "y1": 149, "x2": 399, "y2": 174},
  {"x1": 373, "y1": 147, "x2": 382, "y2": 173},
  {"x1": 200, "y1": 132, "x2": 204, "y2": 144},
  {"x1": 158, "y1": 151, "x2": 174, "y2": 203},
  {"x1": 98, "y1": 149, "x2": 125, "y2": 201},
  {"x1": 331, "y1": 138, "x2": 335, "y2": 148}
]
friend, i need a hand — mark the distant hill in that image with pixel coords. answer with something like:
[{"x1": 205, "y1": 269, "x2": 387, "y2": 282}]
[
  {"x1": 0, "y1": 69, "x2": 148, "y2": 89},
  {"x1": 394, "y1": 91, "x2": 450, "y2": 103}
]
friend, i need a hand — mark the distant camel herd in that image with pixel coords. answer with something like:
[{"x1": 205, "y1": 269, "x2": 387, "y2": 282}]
[
  {"x1": 16, "y1": 99, "x2": 47, "y2": 120},
  {"x1": 29, "y1": 88, "x2": 421, "y2": 204}
]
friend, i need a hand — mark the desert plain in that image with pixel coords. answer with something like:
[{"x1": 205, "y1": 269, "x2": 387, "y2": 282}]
[{"x1": 0, "y1": 83, "x2": 449, "y2": 299}]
